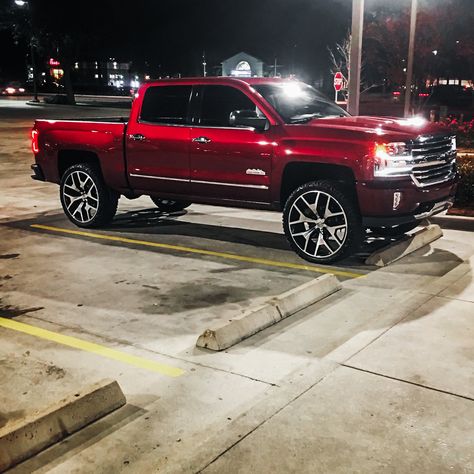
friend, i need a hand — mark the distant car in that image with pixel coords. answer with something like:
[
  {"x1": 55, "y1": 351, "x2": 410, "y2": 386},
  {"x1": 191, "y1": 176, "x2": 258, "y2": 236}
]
[
  {"x1": 1, "y1": 82, "x2": 26, "y2": 95},
  {"x1": 391, "y1": 88, "x2": 403, "y2": 103}
]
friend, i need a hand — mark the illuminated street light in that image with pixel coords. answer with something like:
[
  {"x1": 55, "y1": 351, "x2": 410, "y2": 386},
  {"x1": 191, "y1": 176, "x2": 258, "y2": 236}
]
[{"x1": 12, "y1": 0, "x2": 39, "y2": 102}]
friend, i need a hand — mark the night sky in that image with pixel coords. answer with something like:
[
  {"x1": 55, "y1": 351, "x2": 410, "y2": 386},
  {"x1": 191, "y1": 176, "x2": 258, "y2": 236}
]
[
  {"x1": 0, "y1": 0, "x2": 471, "y2": 82},
  {"x1": 0, "y1": 0, "x2": 349, "y2": 80}
]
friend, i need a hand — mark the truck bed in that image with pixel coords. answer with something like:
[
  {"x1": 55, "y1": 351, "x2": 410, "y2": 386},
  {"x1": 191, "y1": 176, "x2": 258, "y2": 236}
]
[
  {"x1": 38, "y1": 117, "x2": 128, "y2": 123},
  {"x1": 33, "y1": 118, "x2": 129, "y2": 189}
]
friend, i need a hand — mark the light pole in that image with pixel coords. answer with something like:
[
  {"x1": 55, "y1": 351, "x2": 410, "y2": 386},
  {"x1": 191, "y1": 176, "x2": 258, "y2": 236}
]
[
  {"x1": 14, "y1": 0, "x2": 39, "y2": 102},
  {"x1": 404, "y1": 0, "x2": 418, "y2": 117},
  {"x1": 347, "y1": 0, "x2": 364, "y2": 115},
  {"x1": 202, "y1": 51, "x2": 207, "y2": 77},
  {"x1": 348, "y1": 0, "x2": 418, "y2": 117}
]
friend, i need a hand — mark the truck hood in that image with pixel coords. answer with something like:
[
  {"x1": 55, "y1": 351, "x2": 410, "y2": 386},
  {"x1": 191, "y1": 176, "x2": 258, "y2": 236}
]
[{"x1": 305, "y1": 115, "x2": 447, "y2": 141}]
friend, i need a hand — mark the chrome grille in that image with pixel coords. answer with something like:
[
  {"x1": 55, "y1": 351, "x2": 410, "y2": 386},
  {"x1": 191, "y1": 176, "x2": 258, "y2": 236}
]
[{"x1": 408, "y1": 135, "x2": 456, "y2": 187}]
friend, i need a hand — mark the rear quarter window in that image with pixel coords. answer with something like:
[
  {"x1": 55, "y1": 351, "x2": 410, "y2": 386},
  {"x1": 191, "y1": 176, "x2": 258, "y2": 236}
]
[{"x1": 140, "y1": 85, "x2": 192, "y2": 125}]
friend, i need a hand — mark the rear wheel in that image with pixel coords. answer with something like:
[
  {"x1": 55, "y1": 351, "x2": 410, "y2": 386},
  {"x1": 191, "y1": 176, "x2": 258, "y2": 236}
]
[
  {"x1": 60, "y1": 163, "x2": 118, "y2": 228},
  {"x1": 150, "y1": 197, "x2": 191, "y2": 213},
  {"x1": 283, "y1": 180, "x2": 362, "y2": 264},
  {"x1": 370, "y1": 221, "x2": 421, "y2": 237}
]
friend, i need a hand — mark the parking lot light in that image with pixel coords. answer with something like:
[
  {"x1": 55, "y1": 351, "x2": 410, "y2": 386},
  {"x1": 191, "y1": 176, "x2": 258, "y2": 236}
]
[{"x1": 13, "y1": 0, "x2": 39, "y2": 102}]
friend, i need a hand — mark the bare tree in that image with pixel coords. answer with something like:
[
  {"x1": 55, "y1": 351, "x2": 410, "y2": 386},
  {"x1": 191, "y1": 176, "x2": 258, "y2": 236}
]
[
  {"x1": 328, "y1": 31, "x2": 351, "y2": 81},
  {"x1": 328, "y1": 30, "x2": 368, "y2": 93}
]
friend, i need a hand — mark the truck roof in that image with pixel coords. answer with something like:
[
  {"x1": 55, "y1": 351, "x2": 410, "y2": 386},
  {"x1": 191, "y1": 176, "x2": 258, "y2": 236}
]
[{"x1": 144, "y1": 77, "x2": 292, "y2": 87}]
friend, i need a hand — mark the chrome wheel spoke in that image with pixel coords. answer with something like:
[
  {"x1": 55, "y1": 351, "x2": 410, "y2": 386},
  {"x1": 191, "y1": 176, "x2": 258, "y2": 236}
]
[
  {"x1": 292, "y1": 228, "x2": 315, "y2": 238},
  {"x1": 63, "y1": 193, "x2": 82, "y2": 204},
  {"x1": 325, "y1": 224, "x2": 347, "y2": 244},
  {"x1": 65, "y1": 183, "x2": 80, "y2": 193}
]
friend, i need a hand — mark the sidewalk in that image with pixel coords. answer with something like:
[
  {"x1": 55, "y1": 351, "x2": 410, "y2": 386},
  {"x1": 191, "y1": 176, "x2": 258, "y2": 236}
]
[{"x1": 194, "y1": 258, "x2": 474, "y2": 473}]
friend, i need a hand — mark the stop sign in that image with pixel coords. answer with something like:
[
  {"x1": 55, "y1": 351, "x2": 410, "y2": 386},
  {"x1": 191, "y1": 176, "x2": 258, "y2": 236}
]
[{"x1": 334, "y1": 72, "x2": 343, "y2": 91}]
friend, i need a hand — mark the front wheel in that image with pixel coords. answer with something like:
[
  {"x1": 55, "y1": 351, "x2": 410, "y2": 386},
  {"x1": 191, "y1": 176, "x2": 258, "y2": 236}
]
[
  {"x1": 150, "y1": 197, "x2": 191, "y2": 213},
  {"x1": 283, "y1": 180, "x2": 362, "y2": 264},
  {"x1": 60, "y1": 163, "x2": 119, "y2": 228}
]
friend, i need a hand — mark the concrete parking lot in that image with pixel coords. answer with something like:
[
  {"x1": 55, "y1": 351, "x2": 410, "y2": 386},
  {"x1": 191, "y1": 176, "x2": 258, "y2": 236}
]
[{"x1": 1, "y1": 98, "x2": 473, "y2": 473}]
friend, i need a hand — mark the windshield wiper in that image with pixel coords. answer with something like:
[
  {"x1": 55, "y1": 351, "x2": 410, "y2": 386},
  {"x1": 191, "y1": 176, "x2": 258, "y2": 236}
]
[
  {"x1": 289, "y1": 113, "x2": 346, "y2": 123},
  {"x1": 289, "y1": 113, "x2": 320, "y2": 124}
]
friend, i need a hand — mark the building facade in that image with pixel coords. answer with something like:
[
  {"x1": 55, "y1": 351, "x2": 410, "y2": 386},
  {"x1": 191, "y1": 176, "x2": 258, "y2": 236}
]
[{"x1": 221, "y1": 52, "x2": 264, "y2": 78}]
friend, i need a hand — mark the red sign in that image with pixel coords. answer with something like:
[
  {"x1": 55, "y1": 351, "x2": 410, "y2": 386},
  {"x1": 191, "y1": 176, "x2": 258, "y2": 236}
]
[
  {"x1": 334, "y1": 72, "x2": 343, "y2": 91},
  {"x1": 49, "y1": 58, "x2": 60, "y2": 67}
]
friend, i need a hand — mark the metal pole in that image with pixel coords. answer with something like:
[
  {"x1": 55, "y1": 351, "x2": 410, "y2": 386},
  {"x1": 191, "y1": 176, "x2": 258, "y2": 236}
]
[
  {"x1": 404, "y1": 0, "x2": 418, "y2": 117},
  {"x1": 30, "y1": 40, "x2": 39, "y2": 102},
  {"x1": 347, "y1": 0, "x2": 364, "y2": 116},
  {"x1": 202, "y1": 51, "x2": 207, "y2": 77}
]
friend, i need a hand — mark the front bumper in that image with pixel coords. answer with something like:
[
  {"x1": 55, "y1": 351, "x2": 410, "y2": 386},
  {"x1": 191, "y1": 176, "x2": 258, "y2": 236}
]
[
  {"x1": 358, "y1": 175, "x2": 458, "y2": 227},
  {"x1": 362, "y1": 198, "x2": 454, "y2": 227}
]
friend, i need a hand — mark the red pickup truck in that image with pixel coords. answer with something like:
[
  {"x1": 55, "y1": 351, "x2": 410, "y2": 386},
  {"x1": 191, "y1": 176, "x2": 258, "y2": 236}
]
[{"x1": 31, "y1": 77, "x2": 458, "y2": 263}]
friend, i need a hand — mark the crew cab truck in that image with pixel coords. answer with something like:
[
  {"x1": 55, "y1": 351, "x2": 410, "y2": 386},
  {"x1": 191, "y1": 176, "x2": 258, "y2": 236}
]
[{"x1": 31, "y1": 78, "x2": 458, "y2": 264}]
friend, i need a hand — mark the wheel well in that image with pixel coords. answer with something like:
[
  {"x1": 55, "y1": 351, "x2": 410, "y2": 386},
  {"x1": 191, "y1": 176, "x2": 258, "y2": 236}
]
[
  {"x1": 280, "y1": 162, "x2": 358, "y2": 207},
  {"x1": 58, "y1": 150, "x2": 102, "y2": 178}
]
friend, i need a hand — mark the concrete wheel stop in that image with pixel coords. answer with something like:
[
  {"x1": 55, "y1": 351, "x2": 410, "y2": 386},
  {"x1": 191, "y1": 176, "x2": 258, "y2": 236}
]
[
  {"x1": 196, "y1": 274, "x2": 342, "y2": 351},
  {"x1": 0, "y1": 379, "x2": 126, "y2": 472},
  {"x1": 365, "y1": 224, "x2": 443, "y2": 267}
]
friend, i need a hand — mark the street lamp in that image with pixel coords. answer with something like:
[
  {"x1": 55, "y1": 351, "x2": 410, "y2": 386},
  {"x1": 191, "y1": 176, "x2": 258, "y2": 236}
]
[
  {"x1": 202, "y1": 51, "x2": 207, "y2": 77},
  {"x1": 13, "y1": 0, "x2": 39, "y2": 102}
]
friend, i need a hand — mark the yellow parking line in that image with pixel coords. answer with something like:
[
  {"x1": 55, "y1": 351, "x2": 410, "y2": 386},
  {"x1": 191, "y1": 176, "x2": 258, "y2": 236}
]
[
  {"x1": 30, "y1": 224, "x2": 365, "y2": 279},
  {"x1": 0, "y1": 316, "x2": 184, "y2": 378}
]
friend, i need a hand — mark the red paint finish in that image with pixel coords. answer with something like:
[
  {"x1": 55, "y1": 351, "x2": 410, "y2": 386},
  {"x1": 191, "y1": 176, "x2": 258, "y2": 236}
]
[
  {"x1": 126, "y1": 122, "x2": 191, "y2": 194},
  {"x1": 189, "y1": 127, "x2": 274, "y2": 202},
  {"x1": 32, "y1": 77, "x2": 458, "y2": 224}
]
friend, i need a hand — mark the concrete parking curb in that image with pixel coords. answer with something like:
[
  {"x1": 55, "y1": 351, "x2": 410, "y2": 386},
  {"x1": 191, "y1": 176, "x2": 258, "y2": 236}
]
[
  {"x1": 365, "y1": 224, "x2": 443, "y2": 267},
  {"x1": 196, "y1": 274, "x2": 342, "y2": 351},
  {"x1": 0, "y1": 379, "x2": 126, "y2": 472}
]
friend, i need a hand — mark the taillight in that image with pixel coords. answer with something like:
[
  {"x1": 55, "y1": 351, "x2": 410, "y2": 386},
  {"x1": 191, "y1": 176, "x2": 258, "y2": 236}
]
[{"x1": 31, "y1": 129, "x2": 39, "y2": 153}]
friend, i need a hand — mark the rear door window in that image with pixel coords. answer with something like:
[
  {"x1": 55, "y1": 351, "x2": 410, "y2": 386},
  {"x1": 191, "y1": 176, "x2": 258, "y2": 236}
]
[{"x1": 140, "y1": 85, "x2": 192, "y2": 125}]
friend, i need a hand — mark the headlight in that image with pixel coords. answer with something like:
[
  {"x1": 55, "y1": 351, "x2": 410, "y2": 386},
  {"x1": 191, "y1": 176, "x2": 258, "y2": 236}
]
[{"x1": 373, "y1": 142, "x2": 414, "y2": 178}]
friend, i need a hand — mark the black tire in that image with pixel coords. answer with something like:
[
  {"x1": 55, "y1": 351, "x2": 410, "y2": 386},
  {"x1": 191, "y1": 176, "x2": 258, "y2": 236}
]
[
  {"x1": 370, "y1": 221, "x2": 421, "y2": 237},
  {"x1": 283, "y1": 180, "x2": 362, "y2": 264},
  {"x1": 150, "y1": 197, "x2": 191, "y2": 213},
  {"x1": 60, "y1": 163, "x2": 119, "y2": 228}
]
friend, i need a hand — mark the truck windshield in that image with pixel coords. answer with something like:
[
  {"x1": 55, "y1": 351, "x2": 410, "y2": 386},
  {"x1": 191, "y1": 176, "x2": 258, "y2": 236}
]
[{"x1": 254, "y1": 83, "x2": 349, "y2": 124}]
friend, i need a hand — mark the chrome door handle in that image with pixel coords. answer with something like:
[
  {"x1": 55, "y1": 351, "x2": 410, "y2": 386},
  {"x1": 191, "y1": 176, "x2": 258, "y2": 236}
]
[
  {"x1": 130, "y1": 133, "x2": 146, "y2": 141},
  {"x1": 192, "y1": 136, "x2": 211, "y2": 144}
]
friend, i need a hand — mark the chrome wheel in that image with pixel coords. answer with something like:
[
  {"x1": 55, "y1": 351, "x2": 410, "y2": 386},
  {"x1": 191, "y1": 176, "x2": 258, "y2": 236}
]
[
  {"x1": 287, "y1": 190, "x2": 348, "y2": 259},
  {"x1": 62, "y1": 170, "x2": 99, "y2": 223}
]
